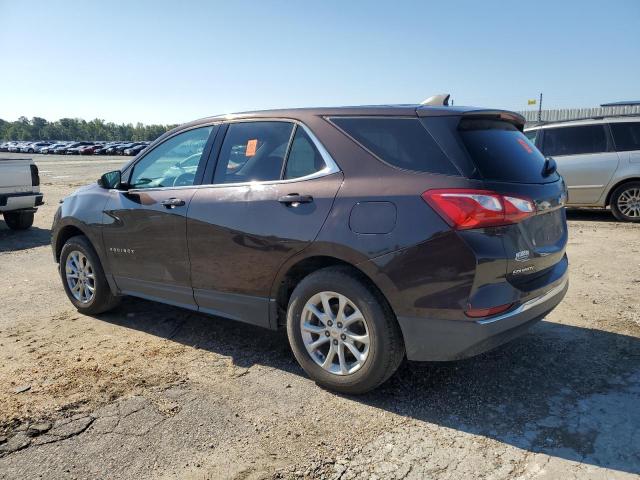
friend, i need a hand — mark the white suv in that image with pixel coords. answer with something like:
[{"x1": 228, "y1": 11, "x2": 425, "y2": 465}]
[{"x1": 525, "y1": 117, "x2": 640, "y2": 222}]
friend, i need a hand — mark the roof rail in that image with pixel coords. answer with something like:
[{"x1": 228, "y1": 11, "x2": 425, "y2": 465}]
[{"x1": 420, "y1": 94, "x2": 450, "y2": 106}]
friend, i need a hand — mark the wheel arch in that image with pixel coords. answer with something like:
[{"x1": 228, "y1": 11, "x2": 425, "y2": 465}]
[
  {"x1": 54, "y1": 224, "x2": 90, "y2": 262},
  {"x1": 271, "y1": 254, "x2": 395, "y2": 328},
  {"x1": 605, "y1": 177, "x2": 640, "y2": 206}
]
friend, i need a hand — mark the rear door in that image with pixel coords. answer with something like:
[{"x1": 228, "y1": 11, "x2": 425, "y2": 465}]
[
  {"x1": 102, "y1": 125, "x2": 216, "y2": 308},
  {"x1": 540, "y1": 124, "x2": 618, "y2": 204},
  {"x1": 187, "y1": 120, "x2": 343, "y2": 327}
]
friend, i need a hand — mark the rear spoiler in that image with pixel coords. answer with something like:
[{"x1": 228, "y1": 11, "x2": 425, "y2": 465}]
[
  {"x1": 460, "y1": 110, "x2": 526, "y2": 131},
  {"x1": 416, "y1": 106, "x2": 526, "y2": 131}
]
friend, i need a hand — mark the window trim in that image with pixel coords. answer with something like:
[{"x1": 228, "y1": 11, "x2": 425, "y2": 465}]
[
  {"x1": 206, "y1": 118, "x2": 340, "y2": 187},
  {"x1": 123, "y1": 123, "x2": 220, "y2": 189},
  {"x1": 325, "y1": 115, "x2": 463, "y2": 177},
  {"x1": 121, "y1": 118, "x2": 341, "y2": 193}
]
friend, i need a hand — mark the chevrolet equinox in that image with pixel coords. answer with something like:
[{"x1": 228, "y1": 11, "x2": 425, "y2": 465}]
[{"x1": 52, "y1": 99, "x2": 569, "y2": 393}]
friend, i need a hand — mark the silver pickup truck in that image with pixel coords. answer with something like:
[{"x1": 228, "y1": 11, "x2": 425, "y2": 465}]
[{"x1": 0, "y1": 158, "x2": 43, "y2": 230}]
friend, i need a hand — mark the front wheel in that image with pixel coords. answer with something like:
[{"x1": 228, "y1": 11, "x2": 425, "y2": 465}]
[
  {"x1": 611, "y1": 182, "x2": 640, "y2": 222},
  {"x1": 59, "y1": 235, "x2": 120, "y2": 314},
  {"x1": 3, "y1": 211, "x2": 34, "y2": 230},
  {"x1": 286, "y1": 267, "x2": 404, "y2": 394}
]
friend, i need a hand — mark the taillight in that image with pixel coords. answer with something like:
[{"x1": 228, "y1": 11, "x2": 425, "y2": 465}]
[
  {"x1": 30, "y1": 164, "x2": 40, "y2": 187},
  {"x1": 422, "y1": 189, "x2": 535, "y2": 230}
]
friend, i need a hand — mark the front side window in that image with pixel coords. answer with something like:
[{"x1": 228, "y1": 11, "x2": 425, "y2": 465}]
[
  {"x1": 610, "y1": 122, "x2": 640, "y2": 152},
  {"x1": 214, "y1": 122, "x2": 294, "y2": 184},
  {"x1": 129, "y1": 126, "x2": 213, "y2": 188},
  {"x1": 284, "y1": 127, "x2": 326, "y2": 179},
  {"x1": 541, "y1": 125, "x2": 607, "y2": 156}
]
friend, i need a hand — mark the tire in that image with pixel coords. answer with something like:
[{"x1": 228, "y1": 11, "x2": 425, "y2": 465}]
[
  {"x1": 3, "y1": 211, "x2": 34, "y2": 230},
  {"x1": 610, "y1": 181, "x2": 640, "y2": 222},
  {"x1": 59, "y1": 235, "x2": 120, "y2": 315},
  {"x1": 286, "y1": 266, "x2": 404, "y2": 394}
]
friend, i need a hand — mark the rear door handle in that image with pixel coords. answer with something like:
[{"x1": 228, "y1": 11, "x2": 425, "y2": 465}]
[
  {"x1": 278, "y1": 194, "x2": 313, "y2": 206},
  {"x1": 161, "y1": 198, "x2": 186, "y2": 208}
]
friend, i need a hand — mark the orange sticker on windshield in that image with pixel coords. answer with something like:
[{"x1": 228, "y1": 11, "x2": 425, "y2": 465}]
[
  {"x1": 245, "y1": 139, "x2": 258, "y2": 157},
  {"x1": 517, "y1": 138, "x2": 533, "y2": 154}
]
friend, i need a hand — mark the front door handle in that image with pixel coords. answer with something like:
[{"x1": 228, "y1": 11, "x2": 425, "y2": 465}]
[
  {"x1": 278, "y1": 194, "x2": 314, "y2": 206},
  {"x1": 161, "y1": 198, "x2": 186, "y2": 209}
]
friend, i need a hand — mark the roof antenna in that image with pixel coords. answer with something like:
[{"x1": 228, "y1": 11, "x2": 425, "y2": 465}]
[{"x1": 420, "y1": 94, "x2": 450, "y2": 106}]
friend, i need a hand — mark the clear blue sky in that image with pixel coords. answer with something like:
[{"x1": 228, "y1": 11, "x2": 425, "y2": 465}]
[{"x1": 1, "y1": 0, "x2": 638, "y2": 125}]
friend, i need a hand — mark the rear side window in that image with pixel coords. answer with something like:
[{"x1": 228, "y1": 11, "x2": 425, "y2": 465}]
[
  {"x1": 284, "y1": 127, "x2": 326, "y2": 179},
  {"x1": 214, "y1": 122, "x2": 294, "y2": 184},
  {"x1": 458, "y1": 118, "x2": 553, "y2": 183},
  {"x1": 541, "y1": 125, "x2": 607, "y2": 156},
  {"x1": 610, "y1": 122, "x2": 640, "y2": 152},
  {"x1": 330, "y1": 117, "x2": 459, "y2": 175}
]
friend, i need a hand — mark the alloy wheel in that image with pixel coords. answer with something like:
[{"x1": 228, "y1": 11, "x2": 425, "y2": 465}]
[
  {"x1": 300, "y1": 291, "x2": 370, "y2": 375},
  {"x1": 65, "y1": 251, "x2": 96, "y2": 303},
  {"x1": 617, "y1": 187, "x2": 640, "y2": 219}
]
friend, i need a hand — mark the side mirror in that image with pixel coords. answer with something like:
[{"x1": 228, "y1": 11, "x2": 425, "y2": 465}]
[{"x1": 98, "y1": 170, "x2": 123, "y2": 189}]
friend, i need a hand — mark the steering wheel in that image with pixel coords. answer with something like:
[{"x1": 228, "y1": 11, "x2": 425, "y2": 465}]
[{"x1": 173, "y1": 172, "x2": 195, "y2": 187}]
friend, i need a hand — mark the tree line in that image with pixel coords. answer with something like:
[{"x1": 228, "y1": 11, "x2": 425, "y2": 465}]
[{"x1": 0, "y1": 117, "x2": 178, "y2": 142}]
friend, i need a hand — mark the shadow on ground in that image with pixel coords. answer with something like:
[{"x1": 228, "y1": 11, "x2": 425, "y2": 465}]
[
  {"x1": 97, "y1": 297, "x2": 640, "y2": 475},
  {"x1": 566, "y1": 208, "x2": 618, "y2": 222},
  {"x1": 0, "y1": 225, "x2": 50, "y2": 252}
]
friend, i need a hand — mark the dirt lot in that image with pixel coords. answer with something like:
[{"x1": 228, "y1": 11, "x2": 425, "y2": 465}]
[{"x1": 0, "y1": 152, "x2": 639, "y2": 479}]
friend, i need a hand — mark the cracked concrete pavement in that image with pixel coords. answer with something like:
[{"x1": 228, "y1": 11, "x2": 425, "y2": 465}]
[{"x1": 1, "y1": 154, "x2": 639, "y2": 479}]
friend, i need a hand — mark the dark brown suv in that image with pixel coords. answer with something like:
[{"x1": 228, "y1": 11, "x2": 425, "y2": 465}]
[{"x1": 52, "y1": 102, "x2": 569, "y2": 393}]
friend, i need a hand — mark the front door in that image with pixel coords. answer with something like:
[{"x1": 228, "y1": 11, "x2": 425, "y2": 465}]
[
  {"x1": 102, "y1": 125, "x2": 215, "y2": 308},
  {"x1": 187, "y1": 121, "x2": 343, "y2": 327}
]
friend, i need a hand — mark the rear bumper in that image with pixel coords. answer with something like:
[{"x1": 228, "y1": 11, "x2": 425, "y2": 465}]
[
  {"x1": 0, "y1": 192, "x2": 43, "y2": 212},
  {"x1": 397, "y1": 275, "x2": 568, "y2": 361}
]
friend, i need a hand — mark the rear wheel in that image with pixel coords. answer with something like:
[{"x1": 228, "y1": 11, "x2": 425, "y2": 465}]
[
  {"x1": 286, "y1": 267, "x2": 404, "y2": 394},
  {"x1": 611, "y1": 181, "x2": 640, "y2": 222},
  {"x1": 3, "y1": 211, "x2": 34, "y2": 230},
  {"x1": 59, "y1": 235, "x2": 120, "y2": 314}
]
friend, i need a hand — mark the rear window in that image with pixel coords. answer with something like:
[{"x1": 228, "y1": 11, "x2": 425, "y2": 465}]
[
  {"x1": 610, "y1": 122, "x2": 640, "y2": 152},
  {"x1": 458, "y1": 118, "x2": 553, "y2": 183},
  {"x1": 541, "y1": 125, "x2": 607, "y2": 156},
  {"x1": 330, "y1": 117, "x2": 459, "y2": 175}
]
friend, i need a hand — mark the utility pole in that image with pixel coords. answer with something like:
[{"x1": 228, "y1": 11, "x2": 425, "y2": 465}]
[{"x1": 537, "y1": 93, "x2": 543, "y2": 122}]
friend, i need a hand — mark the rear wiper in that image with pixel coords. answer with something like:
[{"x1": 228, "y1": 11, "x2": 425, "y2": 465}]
[{"x1": 542, "y1": 157, "x2": 557, "y2": 177}]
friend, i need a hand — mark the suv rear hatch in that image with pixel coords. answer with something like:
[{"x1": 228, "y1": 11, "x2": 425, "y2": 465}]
[{"x1": 420, "y1": 110, "x2": 568, "y2": 302}]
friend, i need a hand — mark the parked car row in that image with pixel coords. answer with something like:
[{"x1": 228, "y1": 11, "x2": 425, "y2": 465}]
[{"x1": 0, "y1": 140, "x2": 150, "y2": 156}]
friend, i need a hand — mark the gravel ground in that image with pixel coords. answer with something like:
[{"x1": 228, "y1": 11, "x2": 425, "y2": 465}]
[{"x1": 0, "y1": 153, "x2": 639, "y2": 479}]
